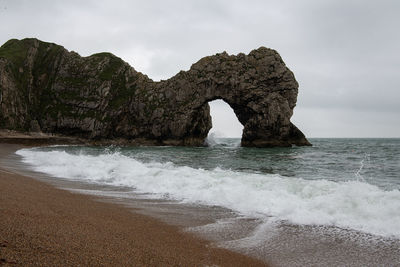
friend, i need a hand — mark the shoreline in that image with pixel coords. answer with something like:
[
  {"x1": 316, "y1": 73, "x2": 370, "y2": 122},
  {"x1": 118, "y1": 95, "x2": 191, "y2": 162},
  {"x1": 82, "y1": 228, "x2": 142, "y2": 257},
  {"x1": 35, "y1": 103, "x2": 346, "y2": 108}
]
[
  {"x1": 0, "y1": 129, "x2": 208, "y2": 147},
  {"x1": 3, "y1": 141, "x2": 400, "y2": 266},
  {"x1": 0, "y1": 143, "x2": 267, "y2": 266}
]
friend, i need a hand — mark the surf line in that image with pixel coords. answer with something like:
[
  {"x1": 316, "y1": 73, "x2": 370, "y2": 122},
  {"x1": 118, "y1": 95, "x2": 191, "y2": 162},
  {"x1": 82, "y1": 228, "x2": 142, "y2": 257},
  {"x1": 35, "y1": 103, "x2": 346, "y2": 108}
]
[{"x1": 0, "y1": 168, "x2": 17, "y2": 175}]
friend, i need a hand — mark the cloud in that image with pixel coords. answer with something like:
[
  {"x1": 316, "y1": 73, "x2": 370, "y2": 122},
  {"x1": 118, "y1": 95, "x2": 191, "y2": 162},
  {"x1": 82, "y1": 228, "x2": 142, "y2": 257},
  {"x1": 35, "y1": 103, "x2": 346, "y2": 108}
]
[
  {"x1": 1, "y1": 0, "x2": 399, "y2": 137},
  {"x1": 292, "y1": 107, "x2": 400, "y2": 138},
  {"x1": 209, "y1": 100, "x2": 243, "y2": 138}
]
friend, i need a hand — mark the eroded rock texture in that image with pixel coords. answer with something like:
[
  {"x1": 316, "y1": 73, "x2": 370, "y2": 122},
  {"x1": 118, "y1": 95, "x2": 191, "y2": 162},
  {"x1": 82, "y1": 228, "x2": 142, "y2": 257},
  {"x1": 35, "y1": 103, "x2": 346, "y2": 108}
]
[{"x1": 0, "y1": 38, "x2": 310, "y2": 147}]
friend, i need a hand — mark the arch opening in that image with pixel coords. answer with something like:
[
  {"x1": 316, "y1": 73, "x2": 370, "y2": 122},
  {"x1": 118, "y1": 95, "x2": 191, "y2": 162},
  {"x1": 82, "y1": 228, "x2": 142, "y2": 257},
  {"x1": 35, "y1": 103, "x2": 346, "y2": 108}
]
[{"x1": 206, "y1": 99, "x2": 244, "y2": 144}]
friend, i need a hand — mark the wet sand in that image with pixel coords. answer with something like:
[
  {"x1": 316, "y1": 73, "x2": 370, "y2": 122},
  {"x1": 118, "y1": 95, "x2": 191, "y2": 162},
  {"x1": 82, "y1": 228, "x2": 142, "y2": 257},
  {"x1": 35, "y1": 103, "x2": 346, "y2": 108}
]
[
  {"x1": 0, "y1": 143, "x2": 267, "y2": 266},
  {"x1": 4, "y1": 140, "x2": 399, "y2": 267}
]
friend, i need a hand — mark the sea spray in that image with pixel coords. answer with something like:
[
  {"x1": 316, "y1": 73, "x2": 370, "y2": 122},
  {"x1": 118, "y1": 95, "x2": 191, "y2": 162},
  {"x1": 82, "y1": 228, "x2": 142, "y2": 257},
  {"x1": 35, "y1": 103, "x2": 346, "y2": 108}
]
[
  {"x1": 16, "y1": 147, "x2": 400, "y2": 238},
  {"x1": 355, "y1": 153, "x2": 370, "y2": 182}
]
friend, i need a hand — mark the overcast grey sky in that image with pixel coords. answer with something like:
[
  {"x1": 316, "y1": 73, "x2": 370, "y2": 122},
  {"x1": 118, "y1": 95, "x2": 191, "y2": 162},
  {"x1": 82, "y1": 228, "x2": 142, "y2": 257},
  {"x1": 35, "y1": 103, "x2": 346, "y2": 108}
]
[{"x1": 1, "y1": 0, "x2": 399, "y2": 137}]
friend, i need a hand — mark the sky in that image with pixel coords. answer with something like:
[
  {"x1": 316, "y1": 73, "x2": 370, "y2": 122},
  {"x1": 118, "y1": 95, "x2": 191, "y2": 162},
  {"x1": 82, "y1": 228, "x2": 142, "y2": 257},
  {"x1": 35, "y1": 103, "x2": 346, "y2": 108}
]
[{"x1": 0, "y1": 0, "x2": 399, "y2": 138}]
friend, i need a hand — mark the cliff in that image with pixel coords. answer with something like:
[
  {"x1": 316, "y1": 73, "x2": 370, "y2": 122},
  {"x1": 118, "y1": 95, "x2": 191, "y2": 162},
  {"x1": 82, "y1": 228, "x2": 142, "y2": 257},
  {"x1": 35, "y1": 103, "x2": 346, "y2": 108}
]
[{"x1": 0, "y1": 38, "x2": 310, "y2": 147}]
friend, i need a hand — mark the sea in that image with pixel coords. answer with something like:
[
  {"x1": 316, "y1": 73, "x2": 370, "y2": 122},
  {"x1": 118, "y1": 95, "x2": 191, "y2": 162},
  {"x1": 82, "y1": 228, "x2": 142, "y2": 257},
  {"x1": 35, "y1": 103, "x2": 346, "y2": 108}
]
[{"x1": 11, "y1": 138, "x2": 400, "y2": 266}]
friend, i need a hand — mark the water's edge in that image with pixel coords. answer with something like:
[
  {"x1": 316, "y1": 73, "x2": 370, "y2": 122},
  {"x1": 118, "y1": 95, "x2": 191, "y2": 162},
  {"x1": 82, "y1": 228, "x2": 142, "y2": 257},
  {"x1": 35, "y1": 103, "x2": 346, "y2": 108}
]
[{"x1": 2, "y1": 142, "x2": 400, "y2": 266}]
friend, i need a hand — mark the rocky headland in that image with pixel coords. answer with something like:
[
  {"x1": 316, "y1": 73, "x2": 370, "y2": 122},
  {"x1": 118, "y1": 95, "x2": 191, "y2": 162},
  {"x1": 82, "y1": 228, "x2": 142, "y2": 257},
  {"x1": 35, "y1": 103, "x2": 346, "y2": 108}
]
[{"x1": 0, "y1": 38, "x2": 310, "y2": 147}]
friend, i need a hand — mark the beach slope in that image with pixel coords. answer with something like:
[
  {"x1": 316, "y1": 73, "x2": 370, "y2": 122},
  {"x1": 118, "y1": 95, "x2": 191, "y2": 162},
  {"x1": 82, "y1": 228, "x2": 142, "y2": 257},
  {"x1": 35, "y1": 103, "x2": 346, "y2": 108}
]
[{"x1": 0, "y1": 144, "x2": 267, "y2": 266}]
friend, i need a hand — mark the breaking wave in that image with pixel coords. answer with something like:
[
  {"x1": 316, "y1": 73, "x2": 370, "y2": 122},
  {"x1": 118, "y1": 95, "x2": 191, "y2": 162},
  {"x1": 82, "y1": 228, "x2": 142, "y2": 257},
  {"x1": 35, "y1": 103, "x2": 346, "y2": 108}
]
[{"x1": 16, "y1": 148, "x2": 400, "y2": 238}]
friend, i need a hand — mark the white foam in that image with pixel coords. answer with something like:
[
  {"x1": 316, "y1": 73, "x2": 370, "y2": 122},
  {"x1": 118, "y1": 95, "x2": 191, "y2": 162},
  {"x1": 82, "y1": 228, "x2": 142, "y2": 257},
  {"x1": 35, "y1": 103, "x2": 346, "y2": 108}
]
[
  {"x1": 205, "y1": 134, "x2": 240, "y2": 147},
  {"x1": 16, "y1": 148, "x2": 400, "y2": 238}
]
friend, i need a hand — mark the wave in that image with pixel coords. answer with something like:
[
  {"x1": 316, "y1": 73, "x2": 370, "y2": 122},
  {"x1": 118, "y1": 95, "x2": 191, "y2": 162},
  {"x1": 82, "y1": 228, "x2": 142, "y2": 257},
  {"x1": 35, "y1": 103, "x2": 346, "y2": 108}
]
[
  {"x1": 16, "y1": 148, "x2": 400, "y2": 238},
  {"x1": 205, "y1": 134, "x2": 241, "y2": 148}
]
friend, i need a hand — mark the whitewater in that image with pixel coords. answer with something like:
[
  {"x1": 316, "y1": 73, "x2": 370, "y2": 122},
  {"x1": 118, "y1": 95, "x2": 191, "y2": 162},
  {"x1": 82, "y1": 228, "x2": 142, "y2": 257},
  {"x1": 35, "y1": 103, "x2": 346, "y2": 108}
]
[{"x1": 15, "y1": 138, "x2": 400, "y2": 239}]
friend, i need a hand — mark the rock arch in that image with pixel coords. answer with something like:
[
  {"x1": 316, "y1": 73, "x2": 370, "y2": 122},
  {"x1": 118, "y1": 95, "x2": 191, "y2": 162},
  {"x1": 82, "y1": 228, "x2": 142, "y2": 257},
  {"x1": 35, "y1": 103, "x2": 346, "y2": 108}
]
[
  {"x1": 0, "y1": 38, "x2": 311, "y2": 147},
  {"x1": 157, "y1": 48, "x2": 311, "y2": 147}
]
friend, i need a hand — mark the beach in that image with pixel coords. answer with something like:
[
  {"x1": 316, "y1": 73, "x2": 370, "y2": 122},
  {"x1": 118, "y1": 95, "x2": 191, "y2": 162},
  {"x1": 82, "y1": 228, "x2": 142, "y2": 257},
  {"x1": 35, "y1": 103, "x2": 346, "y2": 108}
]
[
  {"x1": 2, "y1": 138, "x2": 400, "y2": 266},
  {"x1": 0, "y1": 142, "x2": 267, "y2": 266}
]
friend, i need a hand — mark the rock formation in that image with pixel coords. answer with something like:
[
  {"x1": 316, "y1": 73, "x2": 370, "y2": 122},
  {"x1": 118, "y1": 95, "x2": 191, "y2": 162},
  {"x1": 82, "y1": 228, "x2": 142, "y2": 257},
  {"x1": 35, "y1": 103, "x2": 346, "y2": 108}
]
[{"x1": 0, "y1": 38, "x2": 310, "y2": 147}]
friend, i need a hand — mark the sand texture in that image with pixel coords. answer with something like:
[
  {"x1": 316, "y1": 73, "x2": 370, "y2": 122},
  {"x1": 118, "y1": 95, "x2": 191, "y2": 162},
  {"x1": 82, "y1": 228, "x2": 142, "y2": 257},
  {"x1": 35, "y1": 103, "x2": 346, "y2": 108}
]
[{"x1": 0, "y1": 144, "x2": 267, "y2": 266}]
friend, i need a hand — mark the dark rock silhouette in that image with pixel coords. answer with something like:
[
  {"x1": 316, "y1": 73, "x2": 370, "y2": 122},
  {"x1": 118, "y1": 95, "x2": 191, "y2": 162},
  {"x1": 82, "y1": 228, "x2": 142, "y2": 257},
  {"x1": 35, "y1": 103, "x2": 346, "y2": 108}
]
[{"x1": 0, "y1": 38, "x2": 310, "y2": 147}]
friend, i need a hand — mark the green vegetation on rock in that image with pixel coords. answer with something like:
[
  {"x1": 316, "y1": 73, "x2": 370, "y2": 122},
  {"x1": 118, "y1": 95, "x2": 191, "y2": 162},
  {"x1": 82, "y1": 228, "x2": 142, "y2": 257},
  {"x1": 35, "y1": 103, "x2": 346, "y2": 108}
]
[{"x1": 0, "y1": 38, "x2": 310, "y2": 147}]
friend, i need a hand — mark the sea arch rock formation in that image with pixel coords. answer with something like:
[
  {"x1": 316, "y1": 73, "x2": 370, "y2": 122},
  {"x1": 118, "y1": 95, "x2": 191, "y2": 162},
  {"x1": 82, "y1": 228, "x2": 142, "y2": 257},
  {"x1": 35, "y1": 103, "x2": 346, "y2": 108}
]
[{"x1": 0, "y1": 38, "x2": 311, "y2": 147}]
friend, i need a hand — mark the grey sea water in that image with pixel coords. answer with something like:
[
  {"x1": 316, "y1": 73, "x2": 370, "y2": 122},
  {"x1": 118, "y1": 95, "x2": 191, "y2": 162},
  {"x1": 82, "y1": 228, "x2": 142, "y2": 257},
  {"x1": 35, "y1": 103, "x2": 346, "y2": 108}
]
[
  {"x1": 23, "y1": 138, "x2": 400, "y2": 187},
  {"x1": 11, "y1": 138, "x2": 400, "y2": 266}
]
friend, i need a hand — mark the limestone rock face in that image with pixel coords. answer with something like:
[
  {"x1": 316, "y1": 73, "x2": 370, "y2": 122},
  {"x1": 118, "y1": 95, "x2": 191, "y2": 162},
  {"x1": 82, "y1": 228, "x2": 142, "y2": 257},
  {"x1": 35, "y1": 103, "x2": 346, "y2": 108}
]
[{"x1": 0, "y1": 38, "x2": 310, "y2": 147}]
